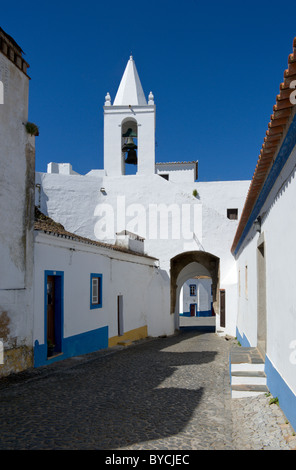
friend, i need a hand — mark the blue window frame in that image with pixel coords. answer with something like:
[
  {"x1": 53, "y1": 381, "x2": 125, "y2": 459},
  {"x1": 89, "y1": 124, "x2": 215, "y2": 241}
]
[
  {"x1": 90, "y1": 273, "x2": 102, "y2": 309},
  {"x1": 189, "y1": 284, "x2": 196, "y2": 296}
]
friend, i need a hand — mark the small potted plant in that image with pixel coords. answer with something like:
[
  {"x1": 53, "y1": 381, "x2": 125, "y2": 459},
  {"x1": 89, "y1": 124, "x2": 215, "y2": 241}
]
[
  {"x1": 25, "y1": 122, "x2": 39, "y2": 136},
  {"x1": 47, "y1": 340, "x2": 55, "y2": 357}
]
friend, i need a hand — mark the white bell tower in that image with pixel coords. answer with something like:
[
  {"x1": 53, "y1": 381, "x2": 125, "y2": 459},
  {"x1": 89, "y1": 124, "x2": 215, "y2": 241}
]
[{"x1": 103, "y1": 56, "x2": 155, "y2": 177}]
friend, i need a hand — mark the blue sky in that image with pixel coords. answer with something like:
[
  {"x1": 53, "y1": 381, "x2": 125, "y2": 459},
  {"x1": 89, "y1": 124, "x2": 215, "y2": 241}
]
[{"x1": 2, "y1": 0, "x2": 296, "y2": 181}]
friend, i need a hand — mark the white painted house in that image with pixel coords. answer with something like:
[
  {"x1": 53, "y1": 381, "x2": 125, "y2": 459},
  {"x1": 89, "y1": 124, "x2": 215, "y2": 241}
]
[
  {"x1": 33, "y1": 209, "x2": 167, "y2": 366},
  {"x1": 231, "y1": 37, "x2": 296, "y2": 429},
  {"x1": 36, "y1": 55, "x2": 250, "y2": 339}
]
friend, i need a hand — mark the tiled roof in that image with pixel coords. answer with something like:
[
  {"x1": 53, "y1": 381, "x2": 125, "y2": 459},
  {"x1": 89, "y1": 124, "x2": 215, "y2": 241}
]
[
  {"x1": 34, "y1": 207, "x2": 156, "y2": 259},
  {"x1": 155, "y1": 161, "x2": 198, "y2": 165},
  {"x1": 231, "y1": 37, "x2": 296, "y2": 254}
]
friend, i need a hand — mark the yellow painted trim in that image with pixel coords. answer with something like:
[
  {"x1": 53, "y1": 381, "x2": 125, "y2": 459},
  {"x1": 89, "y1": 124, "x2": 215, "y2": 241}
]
[{"x1": 108, "y1": 325, "x2": 148, "y2": 347}]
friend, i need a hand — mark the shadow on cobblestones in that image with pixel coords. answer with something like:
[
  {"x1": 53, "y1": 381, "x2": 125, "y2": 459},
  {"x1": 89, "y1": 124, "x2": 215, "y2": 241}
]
[{"x1": 0, "y1": 331, "x2": 225, "y2": 450}]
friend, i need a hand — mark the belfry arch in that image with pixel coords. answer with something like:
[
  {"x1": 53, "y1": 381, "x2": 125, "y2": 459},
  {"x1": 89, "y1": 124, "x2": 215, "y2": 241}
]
[
  {"x1": 121, "y1": 117, "x2": 138, "y2": 174},
  {"x1": 170, "y1": 251, "x2": 220, "y2": 328}
]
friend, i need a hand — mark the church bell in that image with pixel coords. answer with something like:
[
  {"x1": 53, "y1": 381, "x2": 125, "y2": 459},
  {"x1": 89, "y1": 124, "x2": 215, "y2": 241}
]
[
  {"x1": 122, "y1": 136, "x2": 137, "y2": 152},
  {"x1": 122, "y1": 128, "x2": 138, "y2": 165},
  {"x1": 125, "y1": 148, "x2": 137, "y2": 165}
]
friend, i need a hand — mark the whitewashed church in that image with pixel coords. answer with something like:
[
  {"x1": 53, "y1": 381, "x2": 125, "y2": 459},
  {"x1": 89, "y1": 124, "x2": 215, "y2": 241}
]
[
  {"x1": 3, "y1": 25, "x2": 296, "y2": 433},
  {"x1": 35, "y1": 55, "x2": 249, "y2": 341}
]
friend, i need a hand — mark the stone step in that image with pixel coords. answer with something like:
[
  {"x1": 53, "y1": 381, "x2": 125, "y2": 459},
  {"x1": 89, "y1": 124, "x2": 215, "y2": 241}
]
[
  {"x1": 230, "y1": 346, "x2": 268, "y2": 398},
  {"x1": 231, "y1": 384, "x2": 269, "y2": 399},
  {"x1": 231, "y1": 370, "x2": 266, "y2": 377},
  {"x1": 231, "y1": 363, "x2": 265, "y2": 373},
  {"x1": 230, "y1": 345, "x2": 264, "y2": 359},
  {"x1": 231, "y1": 370, "x2": 267, "y2": 386}
]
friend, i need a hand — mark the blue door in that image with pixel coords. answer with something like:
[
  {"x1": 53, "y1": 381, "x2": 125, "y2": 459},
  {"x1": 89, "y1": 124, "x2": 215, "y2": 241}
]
[
  {"x1": 190, "y1": 304, "x2": 196, "y2": 317},
  {"x1": 45, "y1": 271, "x2": 64, "y2": 357}
]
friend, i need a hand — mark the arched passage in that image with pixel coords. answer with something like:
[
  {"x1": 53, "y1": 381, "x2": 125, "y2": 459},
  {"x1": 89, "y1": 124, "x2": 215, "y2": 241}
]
[{"x1": 170, "y1": 251, "x2": 220, "y2": 329}]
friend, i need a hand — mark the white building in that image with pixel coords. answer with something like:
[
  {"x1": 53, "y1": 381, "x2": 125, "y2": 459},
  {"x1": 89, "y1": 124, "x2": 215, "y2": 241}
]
[
  {"x1": 0, "y1": 29, "x2": 169, "y2": 376},
  {"x1": 36, "y1": 55, "x2": 250, "y2": 338},
  {"x1": 232, "y1": 37, "x2": 296, "y2": 429},
  {"x1": 180, "y1": 277, "x2": 212, "y2": 317},
  {"x1": 0, "y1": 27, "x2": 36, "y2": 375},
  {"x1": 33, "y1": 209, "x2": 167, "y2": 366}
]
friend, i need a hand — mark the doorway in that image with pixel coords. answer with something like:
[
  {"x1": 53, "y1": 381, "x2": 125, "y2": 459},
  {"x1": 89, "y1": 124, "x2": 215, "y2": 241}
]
[
  {"x1": 190, "y1": 304, "x2": 196, "y2": 317},
  {"x1": 220, "y1": 289, "x2": 225, "y2": 328},
  {"x1": 257, "y1": 239, "x2": 267, "y2": 358},
  {"x1": 117, "y1": 295, "x2": 124, "y2": 336},
  {"x1": 45, "y1": 271, "x2": 63, "y2": 358}
]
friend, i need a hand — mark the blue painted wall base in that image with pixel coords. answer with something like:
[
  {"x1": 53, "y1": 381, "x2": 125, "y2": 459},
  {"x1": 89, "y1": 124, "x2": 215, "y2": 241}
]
[
  {"x1": 235, "y1": 328, "x2": 296, "y2": 431},
  {"x1": 180, "y1": 310, "x2": 212, "y2": 317},
  {"x1": 34, "y1": 326, "x2": 108, "y2": 367},
  {"x1": 265, "y1": 356, "x2": 296, "y2": 432},
  {"x1": 235, "y1": 327, "x2": 251, "y2": 348}
]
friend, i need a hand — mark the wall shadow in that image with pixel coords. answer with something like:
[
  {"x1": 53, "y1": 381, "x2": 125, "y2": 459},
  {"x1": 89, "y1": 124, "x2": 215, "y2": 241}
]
[{"x1": 0, "y1": 330, "x2": 222, "y2": 450}]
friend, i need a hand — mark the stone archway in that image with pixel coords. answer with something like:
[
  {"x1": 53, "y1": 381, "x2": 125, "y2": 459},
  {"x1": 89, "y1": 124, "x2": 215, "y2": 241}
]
[{"x1": 170, "y1": 251, "x2": 220, "y2": 328}]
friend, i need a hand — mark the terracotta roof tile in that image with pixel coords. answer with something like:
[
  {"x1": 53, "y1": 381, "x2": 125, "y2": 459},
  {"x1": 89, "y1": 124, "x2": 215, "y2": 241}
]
[
  {"x1": 34, "y1": 207, "x2": 156, "y2": 259},
  {"x1": 231, "y1": 37, "x2": 296, "y2": 254}
]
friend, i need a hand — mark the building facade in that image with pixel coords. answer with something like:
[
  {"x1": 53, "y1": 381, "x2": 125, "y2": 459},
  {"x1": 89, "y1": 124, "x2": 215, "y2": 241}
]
[
  {"x1": 232, "y1": 37, "x2": 296, "y2": 429},
  {"x1": 180, "y1": 277, "x2": 212, "y2": 317},
  {"x1": 36, "y1": 56, "x2": 250, "y2": 338},
  {"x1": 0, "y1": 27, "x2": 36, "y2": 375},
  {"x1": 33, "y1": 211, "x2": 166, "y2": 367}
]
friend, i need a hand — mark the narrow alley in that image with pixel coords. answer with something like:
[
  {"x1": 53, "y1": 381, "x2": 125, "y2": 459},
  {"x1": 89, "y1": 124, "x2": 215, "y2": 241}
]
[{"x1": 0, "y1": 324, "x2": 294, "y2": 451}]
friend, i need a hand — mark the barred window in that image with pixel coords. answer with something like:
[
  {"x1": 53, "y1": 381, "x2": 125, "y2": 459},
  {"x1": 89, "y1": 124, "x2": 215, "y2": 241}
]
[{"x1": 90, "y1": 274, "x2": 102, "y2": 309}]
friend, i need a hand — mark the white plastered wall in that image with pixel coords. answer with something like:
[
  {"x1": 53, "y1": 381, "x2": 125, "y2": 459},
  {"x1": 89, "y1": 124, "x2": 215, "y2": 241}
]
[
  {"x1": 0, "y1": 48, "x2": 35, "y2": 368},
  {"x1": 235, "y1": 141, "x2": 296, "y2": 397},
  {"x1": 36, "y1": 168, "x2": 250, "y2": 337},
  {"x1": 34, "y1": 232, "x2": 172, "y2": 346}
]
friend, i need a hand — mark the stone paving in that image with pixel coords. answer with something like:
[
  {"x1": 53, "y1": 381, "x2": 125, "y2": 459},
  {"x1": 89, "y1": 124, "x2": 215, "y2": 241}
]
[{"x1": 0, "y1": 324, "x2": 295, "y2": 451}]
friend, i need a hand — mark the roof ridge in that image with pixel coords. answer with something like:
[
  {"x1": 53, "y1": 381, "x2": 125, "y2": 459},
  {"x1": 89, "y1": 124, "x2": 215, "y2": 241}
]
[
  {"x1": 231, "y1": 37, "x2": 296, "y2": 254},
  {"x1": 34, "y1": 207, "x2": 156, "y2": 259}
]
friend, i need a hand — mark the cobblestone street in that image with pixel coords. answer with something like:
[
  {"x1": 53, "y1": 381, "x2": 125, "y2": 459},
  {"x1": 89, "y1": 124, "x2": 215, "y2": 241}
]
[{"x1": 0, "y1": 323, "x2": 295, "y2": 451}]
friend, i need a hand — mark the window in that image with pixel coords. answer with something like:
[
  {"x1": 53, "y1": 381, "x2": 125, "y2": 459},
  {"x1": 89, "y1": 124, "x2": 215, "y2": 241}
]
[
  {"x1": 90, "y1": 274, "x2": 102, "y2": 309},
  {"x1": 227, "y1": 208, "x2": 238, "y2": 220},
  {"x1": 189, "y1": 284, "x2": 197, "y2": 296}
]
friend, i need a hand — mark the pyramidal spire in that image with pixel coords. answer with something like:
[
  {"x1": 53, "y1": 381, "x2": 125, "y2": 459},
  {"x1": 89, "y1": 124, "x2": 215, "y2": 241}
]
[{"x1": 113, "y1": 56, "x2": 147, "y2": 106}]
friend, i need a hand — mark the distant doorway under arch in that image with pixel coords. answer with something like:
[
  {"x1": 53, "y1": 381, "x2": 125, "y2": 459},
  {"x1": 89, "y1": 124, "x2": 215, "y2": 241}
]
[
  {"x1": 180, "y1": 275, "x2": 213, "y2": 318},
  {"x1": 170, "y1": 251, "x2": 220, "y2": 331}
]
